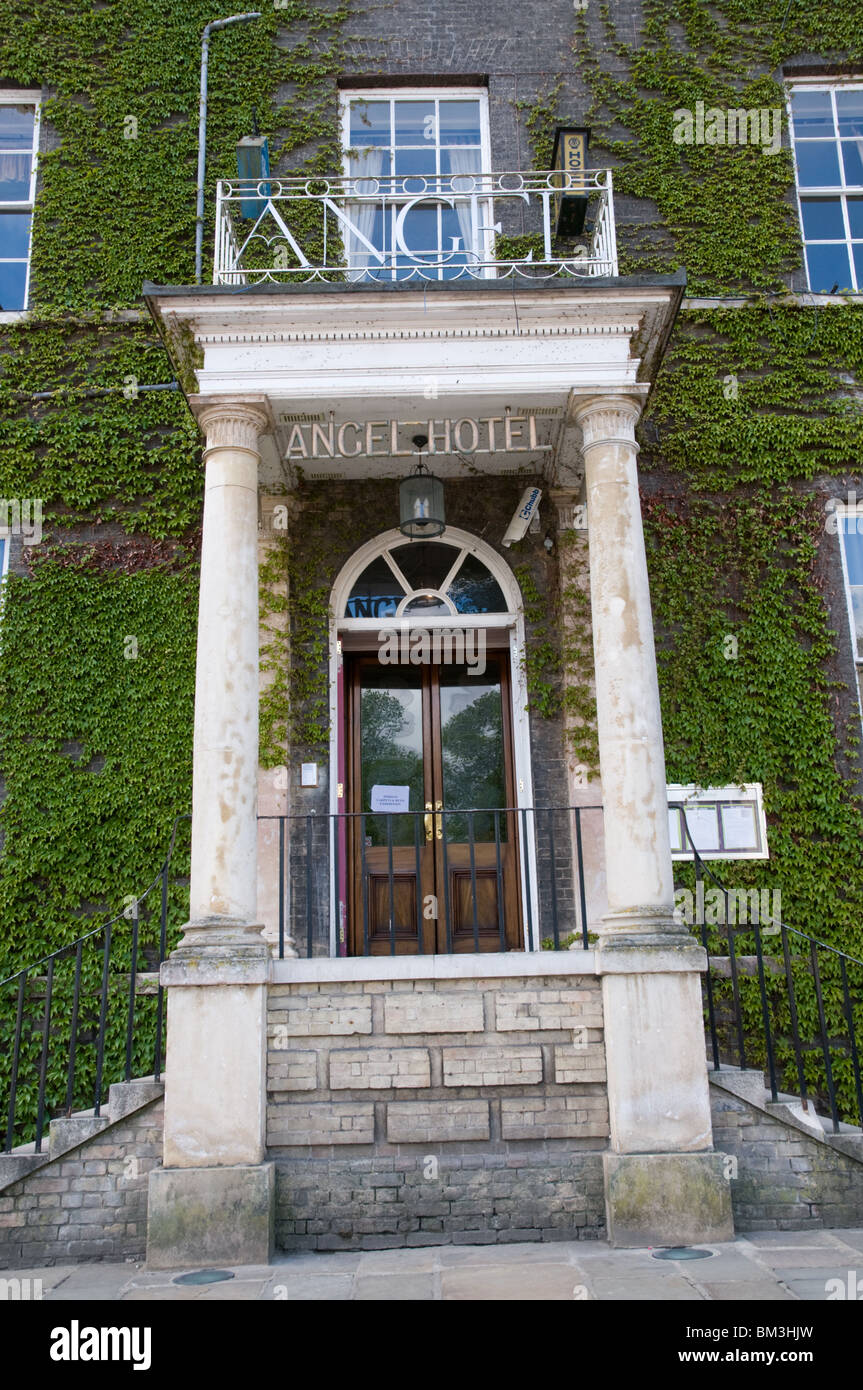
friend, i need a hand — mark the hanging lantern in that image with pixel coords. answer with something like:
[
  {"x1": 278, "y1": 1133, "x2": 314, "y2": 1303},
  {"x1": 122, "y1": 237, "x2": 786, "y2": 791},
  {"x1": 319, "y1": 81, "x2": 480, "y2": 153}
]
[{"x1": 399, "y1": 438, "x2": 445, "y2": 538}]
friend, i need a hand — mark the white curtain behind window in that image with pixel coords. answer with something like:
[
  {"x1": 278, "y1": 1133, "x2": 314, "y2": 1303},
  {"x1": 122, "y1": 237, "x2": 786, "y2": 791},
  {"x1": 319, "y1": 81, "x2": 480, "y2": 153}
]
[
  {"x1": 345, "y1": 147, "x2": 385, "y2": 282},
  {"x1": 447, "y1": 148, "x2": 480, "y2": 266}
]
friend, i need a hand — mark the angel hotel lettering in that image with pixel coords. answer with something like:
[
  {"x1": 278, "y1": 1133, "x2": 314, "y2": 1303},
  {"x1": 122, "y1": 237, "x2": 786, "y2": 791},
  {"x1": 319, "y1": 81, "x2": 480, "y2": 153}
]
[{"x1": 282, "y1": 414, "x2": 552, "y2": 460}]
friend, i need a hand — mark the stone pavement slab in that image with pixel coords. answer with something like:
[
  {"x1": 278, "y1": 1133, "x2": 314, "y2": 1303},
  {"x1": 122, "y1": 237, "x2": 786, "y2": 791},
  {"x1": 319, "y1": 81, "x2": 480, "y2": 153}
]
[
  {"x1": 755, "y1": 1247, "x2": 854, "y2": 1269},
  {"x1": 357, "y1": 1247, "x2": 439, "y2": 1272},
  {"x1": 743, "y1": 1230, "x2": 847, "y2": 1248},
  {"x1": 441, "y1": 1262, "x2": 582, "y2": 1300},
  {"x1": 437, "y1": 1241, "x2": 583, "y2": 1267},
  {"x1": 260, "y1": 1273, "x2": 354, "y2": 1300},
  {"x1": 655, "y1": 1251, "x2": 769, "y2": 1282},
  {"x1": 355, "y1": 1273, "x2": 437, "y2": 1300},
  {"x1": 5, "y1": 1229, "x2": 863, "y2": 1299},
  {"x1": 584, "y1": 1274, "x2": 705, "y2": 1300},
  {"x1": 699, "y1": 1281, "x2": 795, "y2": 1301},
  {"x1": 826, "y1": 1230, "x2": 863, "y2": 1254},
  {"x1": 773, "y1": 1275, "x2": 846, "y2": 1300}
]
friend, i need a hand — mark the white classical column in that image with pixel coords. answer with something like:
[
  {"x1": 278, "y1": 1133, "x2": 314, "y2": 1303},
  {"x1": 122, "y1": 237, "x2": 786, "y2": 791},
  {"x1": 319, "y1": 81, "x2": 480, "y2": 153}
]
[
  {"x1": 148, "y1": 397, "x2": 275, "y2": 1269},
  {"x1": 573, "y1": 395, "x2": 732, "y2": 1247},
  {"x1": 188, "y1": 398, "x2": 268, "y2": 930},
  {"x1": 574, "y1": 395, "x2": 679, "y2": 941}
]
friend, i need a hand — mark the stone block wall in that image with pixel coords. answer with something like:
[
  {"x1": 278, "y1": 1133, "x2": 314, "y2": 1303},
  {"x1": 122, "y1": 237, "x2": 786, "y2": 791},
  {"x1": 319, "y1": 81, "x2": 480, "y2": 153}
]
[
  {"x1": 0, "y1": 1098, "x2": 163, "y2": 1269},
  {"x1": 710, "y1": 1084, "x2": 863, "y2": 1230},
  {"x1": 267, "y1": 972, "x2": 609, "y2": 1250}
]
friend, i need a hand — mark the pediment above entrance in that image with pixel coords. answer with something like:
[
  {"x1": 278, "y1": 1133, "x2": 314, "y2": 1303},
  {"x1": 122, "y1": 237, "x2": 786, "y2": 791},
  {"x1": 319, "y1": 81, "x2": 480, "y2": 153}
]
[{"x1": 145, "y1": 275, "x2": 683, "y2": 486}]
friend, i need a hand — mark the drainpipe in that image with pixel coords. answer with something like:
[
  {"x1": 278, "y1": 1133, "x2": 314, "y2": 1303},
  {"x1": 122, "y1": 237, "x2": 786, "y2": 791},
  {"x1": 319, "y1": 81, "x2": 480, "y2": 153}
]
[{"x1": 195, "y1": 12, "x2": 261, "y2": 286}]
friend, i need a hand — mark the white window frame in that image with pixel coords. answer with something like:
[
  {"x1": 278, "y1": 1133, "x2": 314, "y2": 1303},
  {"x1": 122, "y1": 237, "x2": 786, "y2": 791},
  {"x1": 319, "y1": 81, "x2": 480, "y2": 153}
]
[
  {"x1": 667, "y1": 783, "x2": 769, "y2": 861},
  {"x1": 835, "y1": 503, "x2": 863, "y2": 668},
  {"x1": 0, "y1": 89, "x2": 40, "y2": 321},
  {"x1": 338, "y1": 86, "x2": 493, "y2": 279},
  {"x1": 786, "y1": 78, "x2": 863, "y2": 294}
]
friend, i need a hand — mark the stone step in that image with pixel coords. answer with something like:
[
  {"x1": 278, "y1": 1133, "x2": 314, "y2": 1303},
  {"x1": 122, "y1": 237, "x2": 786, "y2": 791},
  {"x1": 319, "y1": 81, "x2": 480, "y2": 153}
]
[
  {"x1": 827, "y1": 1132, "x2": 863, "y2": 1162},
  {"x1": 707, "y1": 1064, "x2": 769, "y2": 1106},
  {"x1": 0, "y1": 1150, "x2": 45, "y2": 1185},
  {"x1": 1, "y1": 1075, "x2": 165, "y2": 1189},
  {"x1": 48, "y1": 1113, "x2": 113, "y2": 1158},
  {"x1": 107, "y1": 1078, "x2": 164, "y2": 1122}
]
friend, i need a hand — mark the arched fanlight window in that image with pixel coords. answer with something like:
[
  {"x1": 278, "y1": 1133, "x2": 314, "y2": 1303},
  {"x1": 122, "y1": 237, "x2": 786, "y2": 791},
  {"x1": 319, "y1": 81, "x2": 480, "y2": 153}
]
[{"x1": 345, "y1": 538, "x2": 509, "y2": 620}]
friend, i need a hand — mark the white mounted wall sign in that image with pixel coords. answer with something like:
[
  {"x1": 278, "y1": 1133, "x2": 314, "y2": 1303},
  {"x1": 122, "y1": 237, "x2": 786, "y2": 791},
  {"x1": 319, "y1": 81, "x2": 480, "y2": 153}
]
[
  {"x1": 667, "y1": 783, "x2": 768, "y2": 860},
  {"x1": 283, "y1": 414, "x2": 553, "y2": 461}
]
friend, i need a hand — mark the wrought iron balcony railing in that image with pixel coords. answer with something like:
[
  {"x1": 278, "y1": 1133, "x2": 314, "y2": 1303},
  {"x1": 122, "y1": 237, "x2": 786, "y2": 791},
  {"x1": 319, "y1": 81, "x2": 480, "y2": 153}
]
[{"x1": 213, "y1": 168, "x2": 618, "y2": 286}]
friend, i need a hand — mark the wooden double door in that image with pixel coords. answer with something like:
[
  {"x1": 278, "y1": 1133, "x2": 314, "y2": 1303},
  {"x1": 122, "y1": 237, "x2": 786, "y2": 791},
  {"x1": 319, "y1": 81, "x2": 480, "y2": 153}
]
[{"x1": 346, "y1": 652, "x2": 523, "y2": 954}]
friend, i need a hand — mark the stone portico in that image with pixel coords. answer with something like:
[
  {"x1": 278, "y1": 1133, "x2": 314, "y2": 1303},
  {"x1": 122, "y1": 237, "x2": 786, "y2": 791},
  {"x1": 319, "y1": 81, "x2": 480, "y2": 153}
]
[{"x1": 143, "y1": 274, "x2": 733, "y2": 1264}]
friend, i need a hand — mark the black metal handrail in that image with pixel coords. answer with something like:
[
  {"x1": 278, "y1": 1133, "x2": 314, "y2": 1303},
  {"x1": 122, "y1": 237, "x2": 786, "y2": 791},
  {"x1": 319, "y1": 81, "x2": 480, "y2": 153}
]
[
  {"x1": 671, "y1": 802, "x2": 863, "y2": 1133},
  {"x1": 258, "y1": 805, "x2": 602, "y2": 959},
  {"x1": 1, "y1": 814, "x2": 191, "y2": 1156}
]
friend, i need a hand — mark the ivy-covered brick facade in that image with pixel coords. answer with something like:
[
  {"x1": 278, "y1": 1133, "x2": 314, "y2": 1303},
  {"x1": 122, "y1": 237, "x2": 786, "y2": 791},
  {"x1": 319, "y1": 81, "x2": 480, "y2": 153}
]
[{"x1": 1, "y1": 0, "x2": 863, "y2": 1140}]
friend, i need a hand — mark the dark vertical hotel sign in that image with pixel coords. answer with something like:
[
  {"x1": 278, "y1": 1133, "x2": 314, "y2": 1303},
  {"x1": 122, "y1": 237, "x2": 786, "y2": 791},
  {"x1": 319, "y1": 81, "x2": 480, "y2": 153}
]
[{"x1": 551, "y1": 126, "x2": 590, "y2": 238}]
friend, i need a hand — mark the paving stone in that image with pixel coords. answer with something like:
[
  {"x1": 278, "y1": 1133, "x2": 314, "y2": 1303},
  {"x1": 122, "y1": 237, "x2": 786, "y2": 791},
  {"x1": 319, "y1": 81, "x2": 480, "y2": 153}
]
[
  {"x1": 743, "y1": 1230, "x2": 848, "y2": 1248},
  {"x1": 441, "y1": 1263, "x2": 583, "y2": 1300},
  {"x1": 262, "y1": 1274, "x2": 354, "y2": 1300},
  {"x1": 830, "y1": 1230, "x2": 863, "y2": 1254},
  {"x1": 655, "y1": 1252, "x2": 769, "y2": 1282},
  {"x1": 0, "y1": 1264, "x2": 77, "y2": 1292},
  {"x1": 354, "y1": 1273, "x2": 436, "y2": 1300},
  {"x1": 700, "y1": 1281, "x2": 795, "y2": 1301},
  {"x1": 272, "y1": 1252, "x2": 364, "y2": 1274},
  {"x1": 195, "y1": 1281, "x2": 270, "y2": 1300},
  {"x1": 775, "y1": 1275, "x2": 847, "y2": 1300},
  {"x1": 439, "y1": 1241, "x2": 582, "y2": 1267},
  {"x1": 120, "y1": 1286, "x2": 207, "y2": 1301},
  {"x1": 358, "y1": 1247, "x2": 438, "y2": 1272},
  {"x1": 584, "y1": 1275, "x2": 706, "y2": 1301},
  {"x1": 755, "y1": 1247, "x2": 853, "y2": 1268}
]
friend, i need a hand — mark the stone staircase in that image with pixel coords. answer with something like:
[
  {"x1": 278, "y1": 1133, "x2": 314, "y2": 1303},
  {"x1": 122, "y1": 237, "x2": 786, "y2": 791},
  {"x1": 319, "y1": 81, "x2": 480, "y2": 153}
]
[
  {"x1": 0, "y1": 1078, "x2": 164, "y2": 1189},
  {"x1": 0, "y1": 1079, "x2": 164, "y2": 1268},
  {"x1": 710, "y1": 1063, "x2": 863, "y2": 1156},
  {"x1": 708, "y1": 1064, "x2": 863, "y2": 1230}
]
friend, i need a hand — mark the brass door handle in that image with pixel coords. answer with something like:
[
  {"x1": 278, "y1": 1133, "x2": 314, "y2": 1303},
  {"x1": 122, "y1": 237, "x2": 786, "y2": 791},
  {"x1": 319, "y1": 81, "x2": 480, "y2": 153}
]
[
  {"x1": 425, "y1": 802, "x2": 434, "y2": 843},
  {"x1": 435, "y1": 800, "x2": 443, "y2": 840}
]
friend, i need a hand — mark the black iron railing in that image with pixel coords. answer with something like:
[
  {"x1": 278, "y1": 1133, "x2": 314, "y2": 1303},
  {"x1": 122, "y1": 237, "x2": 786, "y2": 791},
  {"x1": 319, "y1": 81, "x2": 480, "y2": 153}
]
[
  {"x1": 258, "y1": 806, "x2": 602, "y2": 958},
  {"x1": 672, "y1": 803, "x2": 863, "y2": 1133},
  {"x1": 1, "y1": 815, "x2": 191, "y2": 1155}
]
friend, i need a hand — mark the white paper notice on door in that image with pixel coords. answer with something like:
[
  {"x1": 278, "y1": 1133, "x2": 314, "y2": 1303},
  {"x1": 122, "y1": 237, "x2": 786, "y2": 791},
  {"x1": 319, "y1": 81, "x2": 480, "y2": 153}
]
[{"x1": 370, "y1": 784, "x2": 410, "y2": 814}]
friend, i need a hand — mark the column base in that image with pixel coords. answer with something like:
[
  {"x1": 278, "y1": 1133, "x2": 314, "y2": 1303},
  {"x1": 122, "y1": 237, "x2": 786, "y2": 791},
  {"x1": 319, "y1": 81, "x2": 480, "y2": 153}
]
[
  {"x1": 598, "y1": 904, "x2": 696, "y2": 950},
  {"x1": 603, "y1": 1152, "x2": 734, "y2": 1248},
  {"x1": 146, "y1": 1163, "x2": 275, "y2": 1269}
]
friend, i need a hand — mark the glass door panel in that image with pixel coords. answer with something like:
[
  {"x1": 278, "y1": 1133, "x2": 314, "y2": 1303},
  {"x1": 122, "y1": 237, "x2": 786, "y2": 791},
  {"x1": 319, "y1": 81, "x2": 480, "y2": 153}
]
[
  {"x1": 360, "y1": 666, "x2": 424, "y2": 847},
  {"x1": 439, "y1": 662, "x2": 508, "y2": 842}
]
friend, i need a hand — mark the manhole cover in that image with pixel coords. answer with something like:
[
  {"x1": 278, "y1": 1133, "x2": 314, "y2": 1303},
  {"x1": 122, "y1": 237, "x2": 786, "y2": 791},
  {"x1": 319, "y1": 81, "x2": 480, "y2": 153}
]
[
  {"x1": 173, "y1": 1269, "x2": 236, "y2": 1285},
  {"x1": 652, "y1": 1247, "x2": 715, "y2": 1261}
]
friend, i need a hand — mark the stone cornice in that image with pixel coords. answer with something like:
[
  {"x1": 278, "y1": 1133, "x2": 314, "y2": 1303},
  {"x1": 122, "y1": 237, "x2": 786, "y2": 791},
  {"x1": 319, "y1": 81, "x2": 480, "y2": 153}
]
[{"x1": 196, "y1": 322, "x2": 640, "y2": 347}]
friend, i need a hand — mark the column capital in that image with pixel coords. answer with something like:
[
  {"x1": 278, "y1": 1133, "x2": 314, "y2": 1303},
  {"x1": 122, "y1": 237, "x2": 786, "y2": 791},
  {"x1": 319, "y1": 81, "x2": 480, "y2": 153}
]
[
  {"x1": 191, "y1": 395, "x2": 273, "y2": 455},
  {"x1": 573, "y1": 395, "x2": 642, "y2": 450}
]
